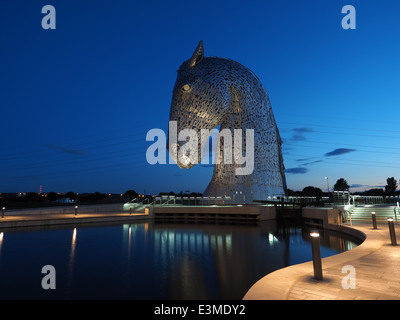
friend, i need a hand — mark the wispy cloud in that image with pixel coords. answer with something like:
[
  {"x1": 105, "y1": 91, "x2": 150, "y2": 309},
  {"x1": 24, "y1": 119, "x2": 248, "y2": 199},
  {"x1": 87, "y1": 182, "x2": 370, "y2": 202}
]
[
  {"x1": 46, "y1": 144, "x2": 84, "y2": 155},
  {"x1": 289, "y1": 127, "x2": 314, "y2": 142},
  {"x1": 296, "y1": 158, "x2": 323, "y2": 166},
  {"x1": 285, "y1": 167, "x2": 308, "y2": 174},
  {"x1": 324, "y1": 148, "x2": 356, "y2": 157},
  {"x1": 349, "y1": 184, "x2": 368, "y2": 189},
  {"x1": 349, "y1": 184, "x2": 385, "y2": 191},
  {"x1": 291, "y1": 134, "x2": 307, "y2": 142},
  {"x1": 293, "y1": 127, "x2": 314, "y2": 133},
  {"x1": 303, "y1": 159, "x2": 323, "y2": 166}
]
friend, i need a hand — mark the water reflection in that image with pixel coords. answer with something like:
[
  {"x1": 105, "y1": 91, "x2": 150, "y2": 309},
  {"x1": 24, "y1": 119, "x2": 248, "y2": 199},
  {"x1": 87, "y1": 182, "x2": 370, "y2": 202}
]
[
  {"x1": 0, "y1": 220, "x2": 361, "y2": 299},
  {"x1": 118, "y1": 221, "x2": 361, "y2": 299},
  {"x1": 0, "y1": 232, "x2": 4, "y2": 271},
  {"x1": 66, "y1": 228, "x2": 77, "y2": 296},
  {"x1": 0, "y1": 232, "x2": 3, "y2": 256}
]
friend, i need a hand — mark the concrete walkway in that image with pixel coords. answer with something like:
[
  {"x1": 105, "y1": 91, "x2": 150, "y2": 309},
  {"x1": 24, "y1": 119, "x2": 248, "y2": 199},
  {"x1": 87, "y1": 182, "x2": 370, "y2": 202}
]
[
  {"x1": 0, "y1": 211, "x2": 150, "y2": 228},
  {"x1": 244, "y1": 222, "x2": 400, "y2": 300}
]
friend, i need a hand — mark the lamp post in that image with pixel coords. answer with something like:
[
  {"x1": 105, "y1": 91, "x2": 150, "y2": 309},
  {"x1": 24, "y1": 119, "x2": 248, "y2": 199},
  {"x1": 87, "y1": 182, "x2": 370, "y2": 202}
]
[
  {"x1": 324, "y1": 177, "x2": 330, "y2": 203},
  {"x1": 74, "y1": 205, "x2": 78, "y2": 216},
  {"x1": 371, "y1": 212, "x2": 377, "y2": 229},
  {"x1": 310, "y1": 232, "x2": 323, "y2": 280},
  {"x1": 324, "y1": 177, "x2": 329, "y2": 193},
  {"x1": 1, "y1": 207, "x2": 5, "y2": 218},
  {"x1": 388, "y1": 218, "x2": 397, "y2": 245}
]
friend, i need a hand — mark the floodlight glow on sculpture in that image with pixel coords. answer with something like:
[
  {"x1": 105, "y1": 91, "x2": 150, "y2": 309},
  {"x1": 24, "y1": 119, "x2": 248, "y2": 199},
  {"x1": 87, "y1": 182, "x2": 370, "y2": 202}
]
[{"x1": 168, "y1": 41, "x2": 287, "y2": 203}]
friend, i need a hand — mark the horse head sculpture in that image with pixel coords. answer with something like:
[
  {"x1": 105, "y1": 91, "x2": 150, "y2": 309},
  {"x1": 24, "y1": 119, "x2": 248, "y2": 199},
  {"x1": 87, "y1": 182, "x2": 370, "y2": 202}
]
[{"x1": 168, "y1": 41, "x2": 287, "y2": 203}]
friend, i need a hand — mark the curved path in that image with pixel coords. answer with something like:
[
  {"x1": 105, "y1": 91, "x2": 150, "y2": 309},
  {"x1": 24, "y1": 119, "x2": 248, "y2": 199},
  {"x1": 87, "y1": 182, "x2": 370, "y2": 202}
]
[{"x1": 244, "y1": 222, "x2": 400, "y2": 300}]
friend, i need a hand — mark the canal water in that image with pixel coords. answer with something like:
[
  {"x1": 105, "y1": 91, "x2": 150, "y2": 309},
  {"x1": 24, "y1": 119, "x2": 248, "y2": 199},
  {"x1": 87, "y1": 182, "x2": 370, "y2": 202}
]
[{"x1": 0, "y1": 220, "x2": 362, "y2": 299}]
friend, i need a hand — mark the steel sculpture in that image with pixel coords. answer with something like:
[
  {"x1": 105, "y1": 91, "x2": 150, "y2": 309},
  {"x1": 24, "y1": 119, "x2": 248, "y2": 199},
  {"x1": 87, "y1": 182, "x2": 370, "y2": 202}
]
[{"x1": 168, "y1": 41, "x2": 286, "y2": 203}]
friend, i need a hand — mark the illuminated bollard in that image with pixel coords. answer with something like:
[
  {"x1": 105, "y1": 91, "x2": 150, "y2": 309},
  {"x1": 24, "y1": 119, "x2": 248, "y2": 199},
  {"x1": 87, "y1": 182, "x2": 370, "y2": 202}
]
[
  {"x1": 310, "y1": 232, "x2": 323, "y2": 280},
  {"x1": 388, "y1": 218, "x2": 397, "y2": 245},
  {"x1": 371, "y1": 212, "x2": 377, "y2": 229},
  {"x1": 74, "y1": 206, "x2": 78, "y2": 216},
  {"x1": 1, "y1": 207, "x2": 5, "y2": 218},
  {"x1": 129, "y1": 206, "x2": 132, "y2": 215}
]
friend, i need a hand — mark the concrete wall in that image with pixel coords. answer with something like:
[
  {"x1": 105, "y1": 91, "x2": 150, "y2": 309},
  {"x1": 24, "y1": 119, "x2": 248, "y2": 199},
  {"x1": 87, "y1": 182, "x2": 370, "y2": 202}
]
[
  {"x1": 152, "y1": 205, "x2": 277, "y2": 220},
  {"x1": 302, "y1": 207, "x2": 340, "y2": 228},
  {"x1": 259, "y1": 206, "x2": 277, "y2": 220}
]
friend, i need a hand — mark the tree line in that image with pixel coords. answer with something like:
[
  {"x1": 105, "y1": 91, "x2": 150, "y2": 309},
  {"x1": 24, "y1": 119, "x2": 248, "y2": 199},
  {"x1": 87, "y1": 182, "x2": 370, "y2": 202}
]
[{"x1": 287, "y1": 177, "x2": 399, "y2": 197}]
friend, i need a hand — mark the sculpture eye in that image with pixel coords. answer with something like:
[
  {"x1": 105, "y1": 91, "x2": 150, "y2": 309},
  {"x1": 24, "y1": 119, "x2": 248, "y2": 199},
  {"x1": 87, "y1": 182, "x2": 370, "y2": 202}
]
[{"x1": 182, "y1": 84, "x2": 192, "y2": 92}]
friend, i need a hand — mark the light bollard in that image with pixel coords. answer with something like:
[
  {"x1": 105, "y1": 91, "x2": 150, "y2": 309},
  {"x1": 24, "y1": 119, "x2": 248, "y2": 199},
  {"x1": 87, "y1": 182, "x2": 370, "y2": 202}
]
[
  {"x1": 310, "y1": 232, "x2": 323, "y2": 280},
  {"x1": 74, "y1": 205, "x2": 78, "y2": 216},
  {"x1": 129, "y1": 206, "x2": 132, "y2": 215},
  {"x1": 388, "y1": 218, "x2": 397, "y2": 245},
  {"x1": 1, "y1": 207, "x2": 5, "y2": 218},
  {"x1": 371, "y1": 212, "x2": 377, "y2": 229}
]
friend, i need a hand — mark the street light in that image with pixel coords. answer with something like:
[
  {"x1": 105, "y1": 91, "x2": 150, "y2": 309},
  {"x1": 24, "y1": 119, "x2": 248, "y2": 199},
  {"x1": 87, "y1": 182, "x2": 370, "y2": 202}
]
[
  {"x1": 388, "y1": 218, "x2": 397, "y2": 245},
  {"x1": 371, "y1": 212, "x2": 377, "y2": 229},
  {"x1": 324, "y1": 177, "x2": 330, "y2": 193},
  {"x1": 310, "y1": 232, "x2": 323, "y2": 280}
]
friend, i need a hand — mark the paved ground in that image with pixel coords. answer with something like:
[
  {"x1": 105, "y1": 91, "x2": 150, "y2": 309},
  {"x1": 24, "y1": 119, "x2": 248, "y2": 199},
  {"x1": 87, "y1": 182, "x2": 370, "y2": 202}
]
[{"x1": 244, "y1": 222, "x2": 400, "y2": 300}]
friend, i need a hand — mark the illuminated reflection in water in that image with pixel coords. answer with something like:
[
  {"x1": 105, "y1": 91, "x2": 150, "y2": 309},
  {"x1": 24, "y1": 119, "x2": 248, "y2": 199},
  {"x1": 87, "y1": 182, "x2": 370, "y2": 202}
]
[
  {"x1": 0, "y1": 232, "x2": 3, "y2": 255},
  {"x1": 0, "y1": 220, "x2": 362, "y2": 299}
]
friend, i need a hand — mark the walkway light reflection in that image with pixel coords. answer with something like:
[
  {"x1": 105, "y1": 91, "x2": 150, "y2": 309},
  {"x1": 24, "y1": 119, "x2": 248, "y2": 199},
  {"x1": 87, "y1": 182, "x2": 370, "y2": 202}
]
[{"x1": 0, "y1": 232, "x2": 3, "y2": 256}]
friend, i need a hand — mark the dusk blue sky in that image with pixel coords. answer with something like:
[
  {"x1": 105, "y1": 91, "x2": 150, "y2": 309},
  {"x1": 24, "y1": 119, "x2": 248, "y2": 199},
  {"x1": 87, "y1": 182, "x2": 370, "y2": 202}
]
[{"x1": 1, "y1": 0, "x2": 400, "y2": 195}]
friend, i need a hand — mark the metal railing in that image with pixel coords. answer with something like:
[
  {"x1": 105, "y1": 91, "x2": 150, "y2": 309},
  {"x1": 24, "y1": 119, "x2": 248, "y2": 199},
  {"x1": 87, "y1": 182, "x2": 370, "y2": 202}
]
[
  {"x1": 125, "y1": 197, "x2": 154, "y2": 212},
  {"x1": 152, "y1": 195, "x2": 234, "y2": 206},
  {"x1": 150, "y1": 195, "x2": 337, "y2": 207}
]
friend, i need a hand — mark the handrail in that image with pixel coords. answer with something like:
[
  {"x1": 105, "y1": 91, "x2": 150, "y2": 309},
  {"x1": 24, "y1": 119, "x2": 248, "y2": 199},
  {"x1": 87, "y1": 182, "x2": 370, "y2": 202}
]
[
  {"x1": 127, "y1": 197, "x2": 139, "y2": 204},
  {"x1": 160, "y1": 198, "x2": 176, "y2": 206}
]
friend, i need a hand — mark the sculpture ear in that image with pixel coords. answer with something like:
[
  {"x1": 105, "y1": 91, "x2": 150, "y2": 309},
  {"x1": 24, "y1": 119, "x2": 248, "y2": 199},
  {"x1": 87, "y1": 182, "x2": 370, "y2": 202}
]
[{"x1": 189, "y1": 40, "x2": 204, "y2": 67}]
